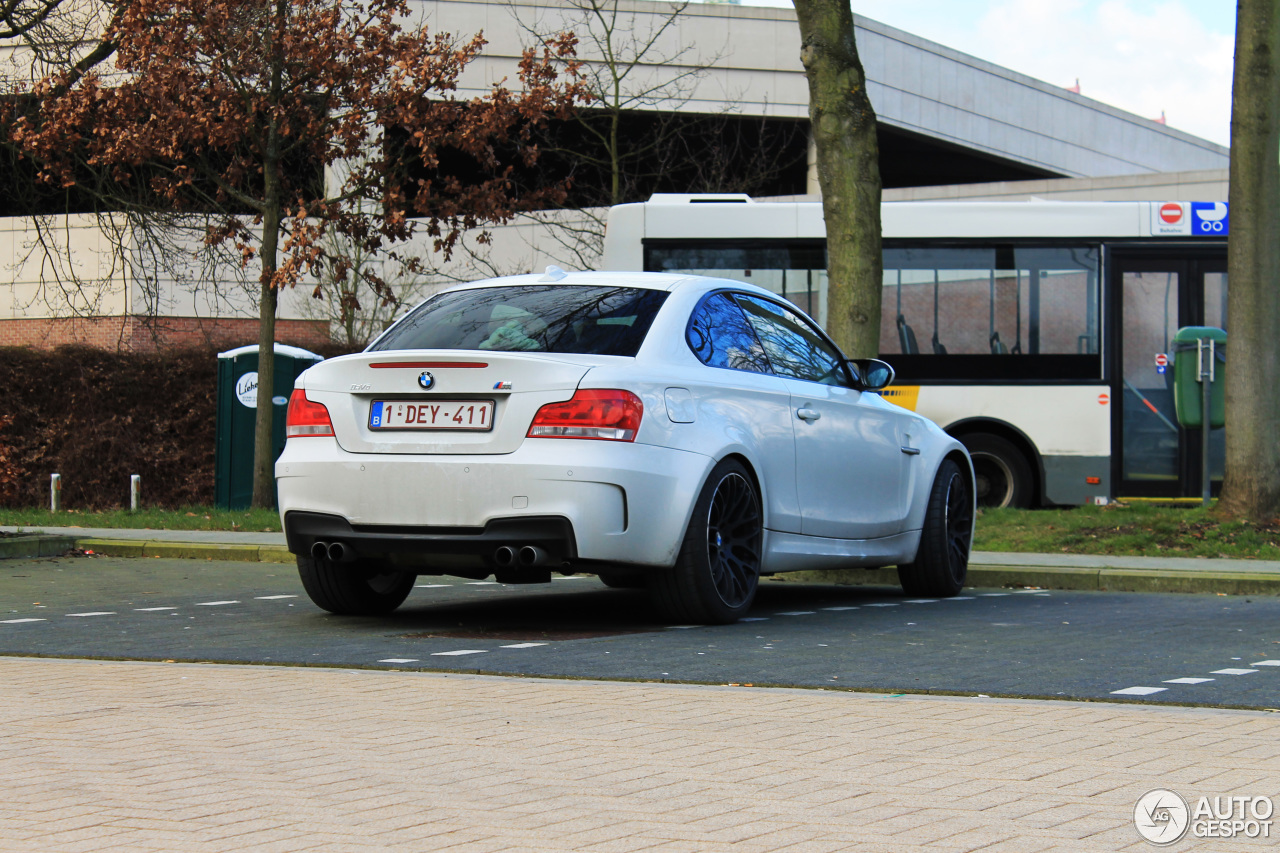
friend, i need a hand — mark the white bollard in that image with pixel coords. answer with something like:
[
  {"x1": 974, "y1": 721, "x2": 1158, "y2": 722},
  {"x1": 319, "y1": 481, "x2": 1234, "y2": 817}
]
[
  {"x1": 130, "y1": 475, "x2": 141, "y2": 512},
  {"x1": 50, "y1": 473, "x2": 61, "y2": 512}
]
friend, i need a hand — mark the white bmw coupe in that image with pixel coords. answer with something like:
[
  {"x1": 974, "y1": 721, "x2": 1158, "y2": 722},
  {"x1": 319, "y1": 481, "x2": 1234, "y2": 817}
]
[{"x1": 276, "y1": 269, "x2": 974, "y2": 624}]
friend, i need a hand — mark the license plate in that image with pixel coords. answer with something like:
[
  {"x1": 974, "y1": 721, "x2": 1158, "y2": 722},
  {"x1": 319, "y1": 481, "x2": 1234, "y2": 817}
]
[{"x1": 369, "y1": 400, "x2": 494, "y2": 431}]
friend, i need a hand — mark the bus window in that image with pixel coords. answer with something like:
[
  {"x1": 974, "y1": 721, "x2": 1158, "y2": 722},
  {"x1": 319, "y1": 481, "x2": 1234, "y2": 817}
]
[
  {"x1": 881, "y1": 245, "x2": 1101, "y2": 381},
  {"x1": 646, "y1": 243, "x2": 828, "y2": 323}
]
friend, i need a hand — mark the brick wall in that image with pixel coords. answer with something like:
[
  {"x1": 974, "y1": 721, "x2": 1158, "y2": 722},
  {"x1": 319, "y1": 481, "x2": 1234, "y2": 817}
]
[{"x1": 0, "y1": 316, "x2": 331, "y2": 353}]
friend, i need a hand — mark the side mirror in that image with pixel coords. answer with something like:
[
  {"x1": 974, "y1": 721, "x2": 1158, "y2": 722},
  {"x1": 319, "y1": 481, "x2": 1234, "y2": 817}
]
[{"x1": 849, "y1": 358, "x2": 895, "y2": 391}]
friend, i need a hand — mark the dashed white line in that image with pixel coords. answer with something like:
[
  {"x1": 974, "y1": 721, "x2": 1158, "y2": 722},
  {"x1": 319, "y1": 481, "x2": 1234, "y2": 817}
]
[
  {"x1": 1252, "y1": 660, "x2": 1280, "y2": 667},
  {"x1": 821, "y1": 606, "x2": 858, "y2": 611},
  {"x1": 466, "y1": 582, "x2": 498, "y2": 586},
  {"x1": 379, "y1": 658, "x2": 418, "y2": 664},
  {"x1": 430, "y1": 649, "x2": 488, "y2": 657},
  {"x1": 1012, "y1": 589, "x2": 1045, "y2": 594},
  {"x1": 500, "y1": 643, "x2": 547, "y2": 649},
  {"x1": 776, "y1": 611, "x2": 815, "y2": 616},
  {"x1": 415, "y1": 584, "x2": 448, "y2": 588},
  {"x1": 1211, "y1": 668, "x2": 1259, "y2": 676},
  {"x1": 254, "y1": 595, "x2": 298, "y2": 600},
  {"x1": 1111, "y1": 686, "x2": 1167, "y2": 696},
  {"x1": 134, "y1": 606, "x2": 178, "y2": 612},
  {"x1": 904, "y1": 599, "x2": 938, "y2": 604},
  {"x1": 740, "y1": 617, "x2": 770, "y2": 621},
  {"x1": 1164, "y1": 677, "x2": 1216, "y2": 684},
  {"x1": 980, "y1": 593, "x2": 1010, "y2": 597},
  {"x1": 553, "y1": 577, "x2": 590, "y2": 581},
  {"x1": 865, "y1": 603, "x2": 900, "y2": 608},
  {"x1": 1, "y1": 618, "x2": 46, "y2": 624},
  {"x1": 66, "y1": 612, "x2": 115, "y2": 617},
  {"x1": 194, "y1": 601, "x2": 240, "y2": 607}
]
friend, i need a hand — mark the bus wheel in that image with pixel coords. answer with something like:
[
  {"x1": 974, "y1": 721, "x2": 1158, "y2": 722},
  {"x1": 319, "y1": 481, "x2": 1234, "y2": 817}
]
[{"x1": 960, "y1": 434, "x2": 1032, "y2": 508}]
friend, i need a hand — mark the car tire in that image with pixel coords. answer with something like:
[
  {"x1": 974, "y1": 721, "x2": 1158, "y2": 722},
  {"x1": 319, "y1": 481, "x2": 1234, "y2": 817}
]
[
  {"x1": 650, "y1": 458, "x2": 762, "y2": 625},
  {"x1": 960, "y1": 433, "x2": 1032, "y2": 508},
  {"x1": 297, "y1": 554, "x2": 416, "y2": 615},
  {"x1": 898, "y1": 457, "x2": 973, "y2": 598}
]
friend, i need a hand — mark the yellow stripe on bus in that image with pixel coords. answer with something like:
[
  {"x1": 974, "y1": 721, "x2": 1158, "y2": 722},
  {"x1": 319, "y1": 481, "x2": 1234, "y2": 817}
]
[{"x1": 881, "y1": 385, "x2": 920, "y2": 411}]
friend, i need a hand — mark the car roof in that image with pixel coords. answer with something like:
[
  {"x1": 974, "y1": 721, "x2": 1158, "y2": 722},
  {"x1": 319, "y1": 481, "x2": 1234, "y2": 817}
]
[{"x1": 441, "y1": 269, "x2": 769, "y2": 297}]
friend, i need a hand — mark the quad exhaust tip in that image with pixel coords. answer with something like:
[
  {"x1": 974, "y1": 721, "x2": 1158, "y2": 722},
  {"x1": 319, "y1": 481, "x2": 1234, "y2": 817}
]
[
  {"x1": 493, "y1": 544, "x2": 550, "y2": 568},
  {"x1": 311, "y1": 540, "x2": 356, "y2": 562}
]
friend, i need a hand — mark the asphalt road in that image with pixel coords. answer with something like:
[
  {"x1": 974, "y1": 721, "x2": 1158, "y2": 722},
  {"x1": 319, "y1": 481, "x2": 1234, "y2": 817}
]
[{"x1": 3, "y1": 554, "x2": 1279, "y2": 709}]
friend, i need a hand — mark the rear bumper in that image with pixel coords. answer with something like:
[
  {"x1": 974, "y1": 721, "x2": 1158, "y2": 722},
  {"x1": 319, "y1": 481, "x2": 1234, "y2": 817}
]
[
  {"x1": 284, "y1": 511, "x2": 576, "y2": 565},
  {"x1": 275, "y1": 437, "x2": 713, "y2": 568}
]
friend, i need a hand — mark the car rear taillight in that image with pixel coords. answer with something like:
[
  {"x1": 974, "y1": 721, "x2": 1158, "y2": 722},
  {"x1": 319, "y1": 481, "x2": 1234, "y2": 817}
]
[
  {"x1": 527, "y1": 389, "x2": 643, "y2": 442},
  {"x1": 285, "y1": 389, "x2": 335, "y2": 437}
]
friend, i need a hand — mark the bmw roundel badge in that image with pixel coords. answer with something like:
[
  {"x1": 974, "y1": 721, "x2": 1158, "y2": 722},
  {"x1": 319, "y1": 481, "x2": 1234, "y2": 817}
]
[{"x1": 417, "y1": 371, "x2": 435, "y2": 390}]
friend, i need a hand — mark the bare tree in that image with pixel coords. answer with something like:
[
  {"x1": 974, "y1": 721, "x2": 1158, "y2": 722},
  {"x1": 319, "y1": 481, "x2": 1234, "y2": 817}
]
[
  {"x1": 508, "y1": 0, "x2": 806, "y2": 270},
  {"x1": 1219, "y1": 0, "x2": 1280, "y2": 521},
  {"x1": 792, "y1": 0, "x2": 882, "y2": 358}
]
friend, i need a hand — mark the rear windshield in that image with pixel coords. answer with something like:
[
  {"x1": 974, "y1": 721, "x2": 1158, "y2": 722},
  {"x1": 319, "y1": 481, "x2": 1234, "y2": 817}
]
[{"x1": 369, "y1": 285, "x2": 669, "y2": 357}]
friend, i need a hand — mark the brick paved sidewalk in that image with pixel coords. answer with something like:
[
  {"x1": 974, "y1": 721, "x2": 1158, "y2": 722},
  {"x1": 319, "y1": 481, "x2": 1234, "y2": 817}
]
[{"x1": 2, "y1": 658, "x2": 1277, "y2": 853}]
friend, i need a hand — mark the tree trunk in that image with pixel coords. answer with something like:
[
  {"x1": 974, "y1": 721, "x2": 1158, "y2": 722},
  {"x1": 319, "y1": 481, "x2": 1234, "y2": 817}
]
[
  {"x1": 1218, "y1": 0, "x2": 1280, "y2": 522},
  {"x1": 793, "y1": 0, "x2": 882, "y2": 358},
  {"x1": 250, "y1": 206, "x2": 280, "y2": 509}
]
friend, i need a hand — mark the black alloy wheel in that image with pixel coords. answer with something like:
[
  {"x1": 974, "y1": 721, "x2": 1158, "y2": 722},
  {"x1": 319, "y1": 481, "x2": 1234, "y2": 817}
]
[
  {"x1": 898, "y1": 457, "x2": 973, "y2": 597},
  {"x1": 651, "y1": 458, "x2": 763, "y2": 624}
]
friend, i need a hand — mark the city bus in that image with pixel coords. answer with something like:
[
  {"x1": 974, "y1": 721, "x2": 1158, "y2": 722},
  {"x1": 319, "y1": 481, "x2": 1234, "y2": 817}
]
[{"x1": 601, "y1": 194, "x2": 1229, "y2": 507}]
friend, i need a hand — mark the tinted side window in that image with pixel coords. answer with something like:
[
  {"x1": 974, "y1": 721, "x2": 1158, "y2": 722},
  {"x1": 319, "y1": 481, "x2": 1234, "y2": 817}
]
[
  {"x1": 735, "y1": 294, "x2": 848, "y2": 386},
  {"x1": 687, "y1": 292, "x2": 771, "y2": 374},
  {"x1": 369, "y1": 285, "x2": 669, "y2": 357}
]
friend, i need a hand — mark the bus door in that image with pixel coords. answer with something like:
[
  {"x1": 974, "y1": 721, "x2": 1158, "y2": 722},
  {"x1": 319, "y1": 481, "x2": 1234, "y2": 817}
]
[{"x1": 1111, "y1": 250, "x2": 1227, "y2": 498}]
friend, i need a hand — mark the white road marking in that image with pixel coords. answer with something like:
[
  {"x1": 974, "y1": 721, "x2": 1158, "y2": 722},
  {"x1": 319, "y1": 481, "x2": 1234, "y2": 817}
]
[
  {"x1": 466, "y1": 582, "x2": 498, "y2": 586},
  {"x1": 1, "y1": 618, "x2": 46, "y2": 624},
  {"x1": 1111, "y1": 686, "x2": 1167, "y2": 696},
  {"x1": 1211, "y1": 668, "x2": 1259, "y2": 675},
  {"x1": 431, "y1": 649, "x2": 488, "y2": 656},
  {"x1": 668, "y1": 625, "x2": 703, "y2": 629},
  {"x1": 134, "y1": 606, "x2": 178, "y2": 612},
  {"x1": 740, "y1": 617, "x2": 770, "y2": 621},
  {"x1": 194, "y1": 601, "x2": 240, "y2": 606},
  {"x1": 904, "y1": 599, "x2": 938, "y2": 604},
  {"x1": 980, "y1": 593, "x2": 1010, "y2": 597},
  {"x1": 944, "y1": 596, "x2": 977, "y2": 600},
  {"x1": 865, "y1": 603, "x2": 900, "y2": 608},
  {"x1": 66, "y1": 612, "x2": 115, "y2": 617},
  {"x1": 379, "y1": 658, "x2": 418, "y2": 664},
  {"x1": 500, "y1": 643, "x2": 547, "y2": 649},
  {"x1": 776, "y1": 611, "x2": 815, "y2": 616},
  {"x1": 415, "y1": 584, "x2": 448, "y2": 588},
  {"x1": 1164, "y1": 677, "x2": 1215, "y2": 684},
  {"x1": 1251, "y1": 660, "x2": 1280, "y2": 666},
  {"x1": 1013, "y1": 589, "x2": 1045, "y2": 594},
  {"x1": 553, "y1": 577, "x2": 589, "y2": 581},
  {"x1": 254, "y1": 595, "x2": 297, "y2": 600},
  {"x1": 820, "y1": 606, "x2": 858, "y2": 611}
]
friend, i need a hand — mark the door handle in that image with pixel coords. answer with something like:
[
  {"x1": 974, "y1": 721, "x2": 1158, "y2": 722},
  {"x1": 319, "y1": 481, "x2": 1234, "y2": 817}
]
[
  {"x1": 901, "y1": 446, "x2": 921, "y2": 455},
  {"x1": 797, "y1": 408, "x2": 821, "y2": 422}
]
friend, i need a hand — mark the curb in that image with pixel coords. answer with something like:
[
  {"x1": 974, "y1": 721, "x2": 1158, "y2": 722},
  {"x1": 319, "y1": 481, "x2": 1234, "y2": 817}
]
[
  {"x1": 75, "y1": 538, "x2": 296, "y2": 564},
  {"x1": 773, "y1": 565, "x2": 1280, "y2": 597},
  {"x1": 0, "y1": 535, "x2": 78, "y2": 560}
]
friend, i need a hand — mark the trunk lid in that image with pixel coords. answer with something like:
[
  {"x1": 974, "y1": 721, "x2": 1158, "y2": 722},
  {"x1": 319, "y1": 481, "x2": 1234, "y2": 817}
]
[{"x1": 298, "y1": 351, "x2": 599, "y2": 455}]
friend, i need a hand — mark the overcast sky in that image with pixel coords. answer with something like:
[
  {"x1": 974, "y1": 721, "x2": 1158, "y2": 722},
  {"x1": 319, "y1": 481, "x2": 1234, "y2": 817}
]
[{"x1": 727, "y1": 1, "x2": 1235, "y2": 147}]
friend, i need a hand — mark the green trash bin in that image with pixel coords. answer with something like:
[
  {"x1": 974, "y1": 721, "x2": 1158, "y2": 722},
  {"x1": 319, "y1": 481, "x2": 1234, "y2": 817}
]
[
  {"x1": 1171, "y1": 326, "x2": 1226, "y2": 429},
  {"x1": 215, "y1": 344, "x2": 323, "y2": 509}
]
